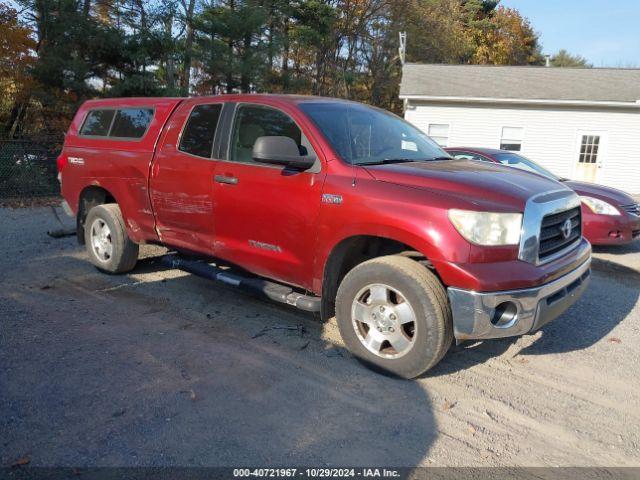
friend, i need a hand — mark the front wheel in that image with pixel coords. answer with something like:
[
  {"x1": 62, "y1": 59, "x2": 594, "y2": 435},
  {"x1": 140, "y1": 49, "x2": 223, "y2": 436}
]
[
  {"x1": 84, "y1": 204, "x2": 139, "y2": 273},
  {"x1": 335, "y1": 255, "x2": 453, "y2": 378}
]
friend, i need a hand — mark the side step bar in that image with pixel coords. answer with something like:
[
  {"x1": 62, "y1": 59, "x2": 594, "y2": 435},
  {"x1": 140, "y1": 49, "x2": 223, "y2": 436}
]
[{"x1": 160, "y1": 255, "x2": 321, "y2": 313}]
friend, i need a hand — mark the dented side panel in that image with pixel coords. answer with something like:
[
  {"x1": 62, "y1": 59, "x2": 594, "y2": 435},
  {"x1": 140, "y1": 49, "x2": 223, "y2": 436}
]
[
  {"x1": 61, "y1": 97, "x2": 183, "y2": 244},
  {"x1": 148, "y1": 98, "x2": 221, "y2": 254}
]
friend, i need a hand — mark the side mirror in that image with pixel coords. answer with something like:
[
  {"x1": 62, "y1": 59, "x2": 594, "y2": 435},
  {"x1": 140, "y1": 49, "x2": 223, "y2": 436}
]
[{"x1": 252, "y1": 136, "x2": 316, "y2": 170}]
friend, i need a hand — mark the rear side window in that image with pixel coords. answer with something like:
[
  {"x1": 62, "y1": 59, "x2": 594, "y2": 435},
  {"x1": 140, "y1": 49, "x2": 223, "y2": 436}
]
[
  {"x1": 179, "y1": 104, "x2": 223, "y2": 158},
  {"x1": 79, "y1": 108, "x2": 154, "y2": 139},
  {"x1": 110, "y1": 108, "x2": 154, "y2": 138},
  {"x1": 80, "y1": 110, "x2": 115, "y2": 136}
]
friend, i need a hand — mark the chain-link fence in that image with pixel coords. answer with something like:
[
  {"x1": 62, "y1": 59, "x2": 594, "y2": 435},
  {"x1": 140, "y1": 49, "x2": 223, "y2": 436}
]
[{"x1": 0, "y1": 137, "x2": 62, "y2": 198}]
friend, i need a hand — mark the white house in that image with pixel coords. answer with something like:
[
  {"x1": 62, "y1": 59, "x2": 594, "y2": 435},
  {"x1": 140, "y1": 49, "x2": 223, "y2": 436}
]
[{"x1": 400, "y1": 64, "x2": 640, "y2": 194}]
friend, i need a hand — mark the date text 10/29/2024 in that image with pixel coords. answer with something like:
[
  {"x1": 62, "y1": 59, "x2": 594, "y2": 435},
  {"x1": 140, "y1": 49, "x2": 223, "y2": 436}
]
[{"x1": 233, "y1": 468, "x2": 401, "y2": 478}]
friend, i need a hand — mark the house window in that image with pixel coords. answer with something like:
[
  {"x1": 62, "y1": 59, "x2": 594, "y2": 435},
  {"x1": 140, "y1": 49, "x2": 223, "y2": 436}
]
[
  {"x1": 428, "y1": 124, "x2": 449, "y2": 147},
  {"x1": 579, "y1": 135, "x2": 600, "y2": 164},
  {"x1": 500, "y1": 127, "x2": 524, "y2": 151}
]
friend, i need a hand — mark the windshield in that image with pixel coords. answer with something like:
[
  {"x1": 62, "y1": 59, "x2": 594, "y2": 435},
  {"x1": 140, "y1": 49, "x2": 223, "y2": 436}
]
[
  {"x1": 493, "y1": 152, "x2": 559, "y2": 181},
  {"x1": 299, "y1": 102, "x2": 449, "y2": 165}
]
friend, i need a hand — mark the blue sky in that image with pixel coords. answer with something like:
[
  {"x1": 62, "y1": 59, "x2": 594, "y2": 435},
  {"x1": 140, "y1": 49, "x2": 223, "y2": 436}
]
[{"x1": 502, "y1": 0, "x2": 640, "y2": 67}]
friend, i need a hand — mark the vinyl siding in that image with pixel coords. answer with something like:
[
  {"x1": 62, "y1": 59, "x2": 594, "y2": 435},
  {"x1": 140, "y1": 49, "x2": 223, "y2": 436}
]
[{"x1": 405, "y1": 102, "x2": 640, "y2": 194}]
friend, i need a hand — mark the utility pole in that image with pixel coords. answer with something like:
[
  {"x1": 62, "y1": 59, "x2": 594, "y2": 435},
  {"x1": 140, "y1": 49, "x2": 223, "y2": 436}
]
[
  {"x1": 399, "y1": 32, "x2": 408, "y2": 114},
  {"x1": 399, "y1": 31, "x2": 407, "y2": 65}
]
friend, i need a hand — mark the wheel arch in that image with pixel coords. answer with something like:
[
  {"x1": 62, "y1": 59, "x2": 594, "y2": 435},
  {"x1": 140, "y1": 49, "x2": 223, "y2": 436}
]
[
  {"x1": 319, "y1": 234, "x2": 440, "y2": 322},
  {"x1": 76, "y1": 185, "x2": 118, "y2": 244}
]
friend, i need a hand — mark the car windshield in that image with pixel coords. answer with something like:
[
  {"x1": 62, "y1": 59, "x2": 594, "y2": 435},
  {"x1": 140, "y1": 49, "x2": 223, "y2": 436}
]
[
  {"x1": 299, "y1": 102, "x2": 449, "y2": 165},
  {"x1": 493, "y1": 152, "x2": 559, "y2": 181}
]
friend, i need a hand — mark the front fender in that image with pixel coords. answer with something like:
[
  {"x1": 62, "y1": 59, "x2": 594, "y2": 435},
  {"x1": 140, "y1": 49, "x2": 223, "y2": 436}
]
[{"x1": 311, "y1": 176, "x2": 472, "y2": 293}]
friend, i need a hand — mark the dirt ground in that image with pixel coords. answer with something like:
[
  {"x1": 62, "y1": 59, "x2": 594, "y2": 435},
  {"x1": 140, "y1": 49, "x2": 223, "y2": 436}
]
[{"x1": 1, "y1": 205, "x2": 639, "y2": 468}]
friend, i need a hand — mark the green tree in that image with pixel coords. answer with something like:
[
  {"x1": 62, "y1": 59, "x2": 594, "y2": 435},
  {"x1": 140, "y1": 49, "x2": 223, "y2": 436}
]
[
  {"x1": 551, "y1": 49, "x2": 591, "y2": 68},
  {"x1": 193, "y1": 0, "x2": 268, "y2": 94}
]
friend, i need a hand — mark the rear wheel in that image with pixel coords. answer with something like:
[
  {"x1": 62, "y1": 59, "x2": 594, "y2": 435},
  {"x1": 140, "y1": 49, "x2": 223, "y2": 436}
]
[
  {"x1": 335, "y1": 255, "x2": 452, "y2": 378},
  {"x1": 84, "y1": 204, "x2": 139, "y2": 273}
]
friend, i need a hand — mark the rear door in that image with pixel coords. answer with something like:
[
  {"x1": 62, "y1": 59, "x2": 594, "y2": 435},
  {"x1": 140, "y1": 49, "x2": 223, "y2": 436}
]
[
  {"x1": 150, "y1": 99, "x2": 223, "y2": 254},
  {"x1": 211, "y1": 102, "x2": 325, "y2": 289}
]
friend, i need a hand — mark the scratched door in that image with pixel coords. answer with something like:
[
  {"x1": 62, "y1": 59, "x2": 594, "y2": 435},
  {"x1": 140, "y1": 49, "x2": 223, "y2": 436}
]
[{"x1": 149, "y1": 101, "x2": 222, "y2": 254}]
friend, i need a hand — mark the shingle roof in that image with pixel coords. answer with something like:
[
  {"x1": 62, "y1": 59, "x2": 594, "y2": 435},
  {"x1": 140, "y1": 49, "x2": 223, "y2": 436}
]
[{"x1": 399, "y1": 64, "x2": 640, "y2": 104}]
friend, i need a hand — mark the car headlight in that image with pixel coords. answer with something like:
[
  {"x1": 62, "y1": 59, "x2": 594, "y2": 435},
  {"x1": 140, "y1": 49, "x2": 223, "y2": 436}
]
[
  {"x1": 580, "y1": 196, "x2": 620, "y2": 216},
  {"x1": 448, "y1": 210, "x2": 522, "y2": 246}
]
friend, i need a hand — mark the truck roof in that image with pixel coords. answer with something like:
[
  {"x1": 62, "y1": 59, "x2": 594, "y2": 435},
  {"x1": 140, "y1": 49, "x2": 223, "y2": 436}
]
[
  {"x1": 81, "y1": 94, "x2": 358, "y2": 109},
  {"x1": 79, "y1": 97, "x2": 184, "y2": 108},
  {"x1": 66, "y1": 94, "x2": 363, "y2": 153}
]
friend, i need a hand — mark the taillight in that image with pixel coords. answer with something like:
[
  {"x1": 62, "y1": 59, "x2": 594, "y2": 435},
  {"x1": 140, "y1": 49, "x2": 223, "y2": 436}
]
[{"x1": 57, "y1": 154, "x2": 68, "y2": 173}]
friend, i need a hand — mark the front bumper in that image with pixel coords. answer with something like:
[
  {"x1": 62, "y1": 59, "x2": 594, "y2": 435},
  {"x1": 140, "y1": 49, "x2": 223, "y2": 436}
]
[
  {"x1": 447, "y1": 257, "x2": 591, "y2": 341},
  {"x1": 583, "y1": 212, "x2": 640, "y2": 245}
]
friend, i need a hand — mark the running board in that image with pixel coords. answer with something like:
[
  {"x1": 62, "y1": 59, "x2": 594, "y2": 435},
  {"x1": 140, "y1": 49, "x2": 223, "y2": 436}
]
[{"x1": 160, "y1": 255, "x2": 321, "y2": 312}]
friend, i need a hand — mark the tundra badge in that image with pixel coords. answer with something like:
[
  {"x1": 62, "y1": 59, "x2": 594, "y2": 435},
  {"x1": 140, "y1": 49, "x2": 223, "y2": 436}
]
[{"x1": 249, "y1": 240, "x2": 282, "y2": 253}]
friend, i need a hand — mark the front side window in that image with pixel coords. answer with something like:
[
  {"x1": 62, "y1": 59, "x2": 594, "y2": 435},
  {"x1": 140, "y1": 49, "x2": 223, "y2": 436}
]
[
  {"x1": 110, "y1": 108, "x2": 154, "y2": 138},
  {"x1": 500, "y1": 127, "x2": 524, "y2": 151},
  {"x1": 80, "y1": 110, "x2": 115, "y2": 136},
  {"x1": 427, "y1": 124, "x2": 449, "y2": 147},
  {"x1": 230, "y1": 105, "x2": 309, "y2": 164},
  {"x1": 179, "y1": 104, "x2": 223, "y2": 158},
  {"x1": 299, "y1": 102, "x2": 447, "y2": 165}
]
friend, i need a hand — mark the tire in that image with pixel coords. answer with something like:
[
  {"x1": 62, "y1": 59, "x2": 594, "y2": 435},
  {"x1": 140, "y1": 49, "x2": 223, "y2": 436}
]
[
  {"x1": 84, "y1": 203, "x2": 139, "y2": 274},
  {"x1": 335, "y1": 255, "x2": 453, "y2": 379}
]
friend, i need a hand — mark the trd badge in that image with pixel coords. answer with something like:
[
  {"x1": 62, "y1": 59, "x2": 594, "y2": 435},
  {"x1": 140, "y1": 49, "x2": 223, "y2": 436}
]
[{"x1": 322, "y1": 193, "x2": 343, "y2": 205}]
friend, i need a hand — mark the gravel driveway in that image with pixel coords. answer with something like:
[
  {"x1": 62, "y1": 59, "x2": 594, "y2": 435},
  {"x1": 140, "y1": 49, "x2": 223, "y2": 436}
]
[{"x1": 1, "y1": 206, "x2": 639, "y2": 468}]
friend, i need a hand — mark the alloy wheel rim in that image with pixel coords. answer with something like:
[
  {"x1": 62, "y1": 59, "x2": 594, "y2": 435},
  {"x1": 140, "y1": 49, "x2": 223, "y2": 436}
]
[
  {"x1": 351, "y1": 283, "x2": 417, "y2": 359},
  {"x1": 90, "y1": 218, "x2": 113, "y2": 263}
]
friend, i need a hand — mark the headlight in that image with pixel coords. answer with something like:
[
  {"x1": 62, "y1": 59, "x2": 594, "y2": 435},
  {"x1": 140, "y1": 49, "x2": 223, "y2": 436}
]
[
  {"x1": 448, "y1": 210, "x2": 522, "y2": 246},
  {"x1": 580, "y1": 196, "x2": 620, "y2": 215}
]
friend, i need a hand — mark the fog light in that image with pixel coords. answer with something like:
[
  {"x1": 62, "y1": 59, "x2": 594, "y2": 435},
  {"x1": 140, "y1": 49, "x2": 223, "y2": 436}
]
[
  {"x1": 608, "y1": 231, "x2": 621, "y2": 238},
  {"x1": 491, "y1": 301, "x2": 518, "y2": 328}
]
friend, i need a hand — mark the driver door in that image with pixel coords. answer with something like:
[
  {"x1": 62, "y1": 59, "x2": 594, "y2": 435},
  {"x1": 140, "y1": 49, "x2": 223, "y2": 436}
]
[{"x1": 212, "y1": 103, "x2": 325, "y2": 290}]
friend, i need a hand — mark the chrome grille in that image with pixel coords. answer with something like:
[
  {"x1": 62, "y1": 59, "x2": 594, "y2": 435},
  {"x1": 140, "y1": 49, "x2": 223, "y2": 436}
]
[
  {"x1": 538, "y1": 207, "x2": 582, "y2": 261},
  {"x1": 620, "y1": 203, "x2": 640, "y2": 216}
]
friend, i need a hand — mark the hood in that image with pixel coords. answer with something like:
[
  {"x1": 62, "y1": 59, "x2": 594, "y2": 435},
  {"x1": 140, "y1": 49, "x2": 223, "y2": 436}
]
[
  {"x1": 363, "y1": 159, "x2": 571, "y2": 211},
  {"x1": 563, "y1": 180, "x2": 636, "y2": 206}
]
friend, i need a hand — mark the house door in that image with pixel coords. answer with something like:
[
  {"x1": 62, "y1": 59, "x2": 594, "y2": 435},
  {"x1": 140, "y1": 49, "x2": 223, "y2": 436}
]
[{"x1": 574, "y1": 131, "x2": 606, "y2": 183}]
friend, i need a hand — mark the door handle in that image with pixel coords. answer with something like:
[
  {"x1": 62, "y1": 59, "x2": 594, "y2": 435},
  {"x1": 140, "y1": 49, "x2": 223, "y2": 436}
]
[{"x1": 214, "y1": 174, "x2": 238, "y2": 185}]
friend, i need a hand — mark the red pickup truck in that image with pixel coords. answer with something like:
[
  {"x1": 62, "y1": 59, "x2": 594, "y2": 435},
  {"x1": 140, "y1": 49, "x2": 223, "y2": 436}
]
[{"x1": 58, "y1": 95, "x2": 591, "y2": 378}]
